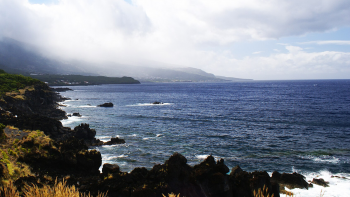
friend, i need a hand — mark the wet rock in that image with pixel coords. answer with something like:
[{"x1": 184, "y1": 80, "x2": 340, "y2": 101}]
[
  {"x1": 152, "y1": 101, "x2": 163, "y2": 104},
  {"x1": 103, "y1": 137, "x2": 125, "y2": 145},
  {"x1": 72, "y1": 112, "x2": 82, "y2": 117},
  {"x1": 312, "y1": 178, "x2": 329, "y2": 187},
  {"x1": 271, "y1": 171, "x2": 308, "y2": 189},
  {"x1": 97, "y1": 102, "x2": 113, "y2": 107},
  {"x1": 229, "y1": 168, "x2": 279, "y2": 197}
]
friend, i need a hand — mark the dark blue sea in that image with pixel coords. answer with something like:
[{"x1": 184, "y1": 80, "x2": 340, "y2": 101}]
[{"x1": 58, "y1": 80, "x2": 350, "y2": 196}]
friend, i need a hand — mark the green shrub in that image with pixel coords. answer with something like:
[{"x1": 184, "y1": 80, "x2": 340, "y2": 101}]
[
  {"x1": 0, "y1": 123, "x2": 6, "y2": 140},
  {"x1": 0, "y1": 71, "x2": 44, "y2": 96}
]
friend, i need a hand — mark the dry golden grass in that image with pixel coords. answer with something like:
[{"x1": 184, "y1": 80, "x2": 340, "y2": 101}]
[
  {"x1": 253, "y1": 185, "x2": 275, "y2": 197},
  {"x1": 162, "y1": 193, "x2": 181, "y2": 197},
  {"x1": 0, "y1": 179, "x2": 108, "y2": 197},
  {"x1": 0, "y1": 180, "x2": 20, "y2": 197}
]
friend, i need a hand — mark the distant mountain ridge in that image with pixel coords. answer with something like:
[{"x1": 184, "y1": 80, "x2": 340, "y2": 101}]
[
  {"x1": 0, "y1": 38, "x2": 89, "y2": 75},
  {"x1": 0, "y1": 38, "x2": 250, "y2": 82}
]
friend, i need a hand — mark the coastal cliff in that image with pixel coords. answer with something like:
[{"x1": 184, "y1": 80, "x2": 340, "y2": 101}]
[{"x1": 0, "y1": 72, "x2": 311, "y2": 197}]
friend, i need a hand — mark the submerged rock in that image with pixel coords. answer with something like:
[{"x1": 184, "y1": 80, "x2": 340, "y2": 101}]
[{"x1": 152, "y1": 101, "x2": 163, "y2": 104}]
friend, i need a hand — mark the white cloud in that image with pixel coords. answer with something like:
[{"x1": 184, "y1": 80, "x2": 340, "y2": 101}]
[
  {"x1": 0, "y1": 0, "x2": 350, "y2": 79},
  {"x1": 201, "y1": 46, "x2": 350, "y2": 80},
  {"x1": 300, "y1": 40, "x2": 350, "y2": 45}
]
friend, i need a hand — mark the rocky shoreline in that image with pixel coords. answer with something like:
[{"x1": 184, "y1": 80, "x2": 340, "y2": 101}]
[{"x1": 0, "y1": 84, "x2": 325, "y2": 197}]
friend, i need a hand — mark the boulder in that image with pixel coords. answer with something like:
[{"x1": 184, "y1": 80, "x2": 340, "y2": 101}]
[
  {"x1": 166, "y1": 152, "x2": 192, "y2": 181},
  {"x1": 193, "y1": 156, "x2": 231, "y2": 197},
  {"x1": 102, "y1": 163, "x2": 120, "y2": 175},
  {"x1": 74, "y1": 124, "x2": 96, "y2": 140},
  {"x1": 230, "y1": 165, "x2": 243, "y2": 177},
  {"x1": 77, "y1": 150, "x2": 102, "y2": 174},
  {"x1": 152, "y1": 101, "x2": 163, "y2": 105},
  {"x1": 72, "y1": 112, "x2": 82, "y2": 117},
  {"x1": 97, "y1": 102, "x2": 113, "y2": 107}
]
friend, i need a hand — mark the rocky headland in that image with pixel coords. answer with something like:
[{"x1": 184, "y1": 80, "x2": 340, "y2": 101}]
[{"x1": 0, "y1": 81, "x2": 319, "y2": 197}]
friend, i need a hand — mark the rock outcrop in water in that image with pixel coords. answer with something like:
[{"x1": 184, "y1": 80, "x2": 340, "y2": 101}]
[
  {"x1": 0, "y1": 82, "x2": 312, "y2": 197},
  {"x1": 97, "y1": 102, "x2": 114, "y2": 107}
]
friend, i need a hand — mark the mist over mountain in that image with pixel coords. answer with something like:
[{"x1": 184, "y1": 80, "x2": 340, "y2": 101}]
[
  {"x1": 0, "y1": 38, "x2": 246, "y2": 82},
  {"x1": 0, "y1": 38, "x2": 89, "y2": 75}
]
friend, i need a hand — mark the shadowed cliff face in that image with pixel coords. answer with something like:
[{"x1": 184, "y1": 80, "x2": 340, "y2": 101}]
[{"x1": 0, "y1": 84, "x2": 68, "y2": 139}]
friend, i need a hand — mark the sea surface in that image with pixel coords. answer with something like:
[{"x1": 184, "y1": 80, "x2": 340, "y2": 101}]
[{"x1": 57, "y1": 80, "x2": 350, "y2": 196}]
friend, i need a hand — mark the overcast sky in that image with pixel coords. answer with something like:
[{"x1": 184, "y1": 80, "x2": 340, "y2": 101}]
[{"x1": 1, "y1": 0, "x2": 350, "y2": 80}]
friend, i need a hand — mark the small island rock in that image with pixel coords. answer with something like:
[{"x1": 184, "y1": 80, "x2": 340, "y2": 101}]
[
  {"x1": 97, "y1": 102, "x2": 114, "y2": 107},
  {"x1": 72, "y1": 112, "x2": 82, "y2": 117},
  {"x1": 103, "y1": 137, "x2": 125, "y2": 145}
]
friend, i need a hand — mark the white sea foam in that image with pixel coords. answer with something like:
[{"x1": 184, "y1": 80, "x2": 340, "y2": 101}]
[
  {"x1": 59, "y1": 103, "x2": 70, "y2": 107},
  {"x1": 195, "y1": 154, "x2": 210, "y2": 160},
  {"x1": 105, "y1": 154, "x2": 128, "y2": 161},
  {"x1": 61, "y1": 116, "x2": 83, "y2": 127},
  {"x1": 300, "y1": 155, "x2": 340, "y2": 164},
  {"x1": 78, "y1": 105, "x2": 96, "y2": 108},
  {"x1": 126, "y1": 103, "x2": 172, "y2": 107},
  {"x1": 64, "y1": 99, "x2": 80, "y2": 102},
  {"x1": 97, "y1": 136, "x2": 111, "y2": 142},
  {"x1": 102, "y1": 144, "x2": 124, "y2": 148},
  {"x1": 288, "y1": 170, "x2": 350, "y2": 197},
  {"x1": 99, "y1": 154, "x2": 129, "y2": 172},
  {"x1": 98, "y1": 136, "x2": 111, "y2": 139}
]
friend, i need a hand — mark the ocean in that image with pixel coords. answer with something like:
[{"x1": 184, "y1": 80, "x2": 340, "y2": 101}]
[{"x1": 57, "y1": 80, "x2": 350, "y2": 196}]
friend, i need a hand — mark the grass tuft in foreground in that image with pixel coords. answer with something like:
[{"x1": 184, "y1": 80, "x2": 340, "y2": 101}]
[
  {"x1": 162, "y1": 193, "x2": 181, "y2": 197},
  {"x1": 0, "y1": 178, "x2": 108, "y2": 197},
  {"x1": 253, "y1": 185, "x2": 275, "y2": 197}
]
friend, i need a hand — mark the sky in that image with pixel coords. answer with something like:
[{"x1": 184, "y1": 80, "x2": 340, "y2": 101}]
[{"x1": 0, "y1": 0, "x2": 350, "y2": 80}]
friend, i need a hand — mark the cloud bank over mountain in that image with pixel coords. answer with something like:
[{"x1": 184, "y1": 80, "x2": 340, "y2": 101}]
[{"x1": 0, "y1": 0, "x2": 350, "y2": 80}]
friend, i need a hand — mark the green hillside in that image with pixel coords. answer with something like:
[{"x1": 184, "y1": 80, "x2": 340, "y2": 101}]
[
  {"x1": 0, "y1": 69, "x2": 44, "y2": 95},
  {"x1": 29, "y1": 74, "x2": 140, "y2": 86}
]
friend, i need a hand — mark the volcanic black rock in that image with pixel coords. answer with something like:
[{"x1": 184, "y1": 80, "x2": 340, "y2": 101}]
[{"x1": 97, "y1": 102, "x2": 113, "y2": 107}]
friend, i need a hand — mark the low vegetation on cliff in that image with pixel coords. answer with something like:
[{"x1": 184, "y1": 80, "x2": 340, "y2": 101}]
[
  {"x1": 0, "y1": 69, "x2": 44, "y2": 96},
  {"x1": 29, "y1": 74, "x2": 140, "y2": 86}
]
